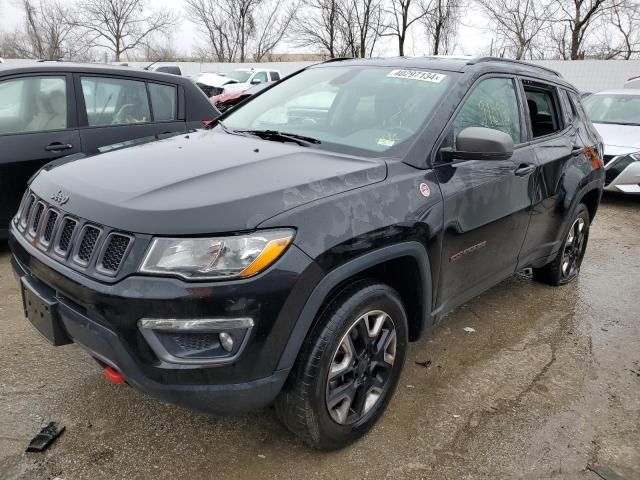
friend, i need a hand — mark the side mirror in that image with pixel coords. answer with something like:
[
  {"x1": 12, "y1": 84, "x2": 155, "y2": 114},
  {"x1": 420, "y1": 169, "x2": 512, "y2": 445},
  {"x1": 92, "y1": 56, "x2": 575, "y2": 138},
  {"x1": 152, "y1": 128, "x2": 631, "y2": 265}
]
[
  {"x1": 447, "y1": 127, "x2": 514, "y2": 161},
  {"x1": 251, "y1": 78, "x2": 262, "y2": 85}
]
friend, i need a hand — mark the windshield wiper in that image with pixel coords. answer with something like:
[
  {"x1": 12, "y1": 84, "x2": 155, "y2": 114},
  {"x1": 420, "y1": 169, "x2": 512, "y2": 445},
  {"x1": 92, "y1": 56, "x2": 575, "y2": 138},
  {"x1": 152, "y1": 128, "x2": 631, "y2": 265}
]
[{"x1": 234, "y1": 129, "x2": 321, "y2": 147}]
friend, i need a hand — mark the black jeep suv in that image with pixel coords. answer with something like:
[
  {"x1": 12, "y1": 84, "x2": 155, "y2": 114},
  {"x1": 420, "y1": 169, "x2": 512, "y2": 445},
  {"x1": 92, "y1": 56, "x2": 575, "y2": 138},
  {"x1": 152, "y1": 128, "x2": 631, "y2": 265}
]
[{"x1": 9, "y1": 57, "x2": 604, "y2": 449}]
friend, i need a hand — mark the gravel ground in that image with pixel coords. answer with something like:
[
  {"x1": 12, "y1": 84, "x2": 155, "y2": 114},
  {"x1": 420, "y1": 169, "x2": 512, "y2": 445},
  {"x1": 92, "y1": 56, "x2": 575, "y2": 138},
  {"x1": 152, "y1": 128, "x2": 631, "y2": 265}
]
[{"x1": 0, "y1": 193, "x2": 638, "y2": 480}]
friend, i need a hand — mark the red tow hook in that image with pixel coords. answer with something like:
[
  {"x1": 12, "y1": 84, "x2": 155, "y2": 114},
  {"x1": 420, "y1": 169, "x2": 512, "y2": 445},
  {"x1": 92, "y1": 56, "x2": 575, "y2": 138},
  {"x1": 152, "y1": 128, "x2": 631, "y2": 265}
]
[{"x1": 103, "y1": 366, "x2": 126, "y2": 384}]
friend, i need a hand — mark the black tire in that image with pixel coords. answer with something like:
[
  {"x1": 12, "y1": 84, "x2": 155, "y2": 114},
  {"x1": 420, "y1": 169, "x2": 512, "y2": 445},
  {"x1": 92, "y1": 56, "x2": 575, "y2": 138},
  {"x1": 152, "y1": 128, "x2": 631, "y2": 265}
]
[
  {"x1": 533, "y1": 203, "x2": 590, "y2": 286},
  {"x1": 275, "y1": 280, "x2": 408, "y2": 450}
]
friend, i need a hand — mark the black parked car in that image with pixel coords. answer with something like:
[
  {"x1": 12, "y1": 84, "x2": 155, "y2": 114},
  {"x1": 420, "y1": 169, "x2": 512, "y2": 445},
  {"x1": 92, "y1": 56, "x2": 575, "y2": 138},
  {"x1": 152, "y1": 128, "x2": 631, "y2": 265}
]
[
  {"x1": 9, "y1": 57, "x2": 604, "y2": 449},
  {"x1": 0, "y1": 62, "x2": 218, "y2": 239}
]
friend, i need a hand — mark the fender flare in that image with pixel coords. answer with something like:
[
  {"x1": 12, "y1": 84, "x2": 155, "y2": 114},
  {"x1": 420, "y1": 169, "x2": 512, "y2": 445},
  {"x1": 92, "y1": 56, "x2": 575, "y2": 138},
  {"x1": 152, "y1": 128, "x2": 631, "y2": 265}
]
[{"x1": 276, "y1": 241, "x2": 433, "y2": 371}]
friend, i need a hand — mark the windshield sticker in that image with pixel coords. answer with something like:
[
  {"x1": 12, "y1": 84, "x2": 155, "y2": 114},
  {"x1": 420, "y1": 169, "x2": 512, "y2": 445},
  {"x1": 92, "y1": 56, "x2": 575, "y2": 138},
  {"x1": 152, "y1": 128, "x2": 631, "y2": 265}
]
[
  {"x1": 377, "y1": 137, "x2": 396, "y2": 147},
  {"x1": 386, "y1": 69, "x2": 446, "y2": 83}
]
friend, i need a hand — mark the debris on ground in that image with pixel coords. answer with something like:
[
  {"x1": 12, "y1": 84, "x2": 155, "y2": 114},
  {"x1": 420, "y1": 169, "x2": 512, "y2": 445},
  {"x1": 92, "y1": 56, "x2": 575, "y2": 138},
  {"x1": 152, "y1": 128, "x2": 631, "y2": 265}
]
[
  {"x1": 26, "y1": 422, "x2": 65, "y2": 452},
  {"x1": 463, "y1": 327, "x2": 476, "y2": 333},
  {"x1": 257, "y1": 454, "x2": 266, "y2": 459},
  {"x1": 415, "y1": 360, "x2": 432, "y2": 369},
  {"x1": 587, "y1": 464, "x2": 625, "y2": 480}
]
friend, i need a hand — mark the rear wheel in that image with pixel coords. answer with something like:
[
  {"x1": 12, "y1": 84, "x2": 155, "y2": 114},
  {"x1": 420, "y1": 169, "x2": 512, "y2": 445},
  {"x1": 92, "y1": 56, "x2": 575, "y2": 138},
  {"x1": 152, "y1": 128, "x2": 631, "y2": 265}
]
[
  {"x1": 275, "y1": 280, "x2": 408, "y2": 450},
  {"x1": 533, "y1": 203, "x2": 590, "y2": 286}
]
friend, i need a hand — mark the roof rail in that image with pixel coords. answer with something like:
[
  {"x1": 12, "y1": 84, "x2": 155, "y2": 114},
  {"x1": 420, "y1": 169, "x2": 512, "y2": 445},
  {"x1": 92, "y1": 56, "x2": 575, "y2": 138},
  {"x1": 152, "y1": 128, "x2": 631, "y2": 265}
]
[
  {"x1": 467, "y1": 57, "x2": 561, "y2": 77},
  {"x1": 321, "y1": 57, "x2": 353, "y2": 64}
]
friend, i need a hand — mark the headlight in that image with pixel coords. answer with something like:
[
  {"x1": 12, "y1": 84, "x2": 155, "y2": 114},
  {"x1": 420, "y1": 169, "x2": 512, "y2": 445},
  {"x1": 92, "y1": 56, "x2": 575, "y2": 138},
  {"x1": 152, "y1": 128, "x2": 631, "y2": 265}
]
[
  {"x1": 139, "y1": 229, "x2": 294, "y2": 280},
  {"x1": 629, "y1": 152, "x2": 640, "y2": 161}
]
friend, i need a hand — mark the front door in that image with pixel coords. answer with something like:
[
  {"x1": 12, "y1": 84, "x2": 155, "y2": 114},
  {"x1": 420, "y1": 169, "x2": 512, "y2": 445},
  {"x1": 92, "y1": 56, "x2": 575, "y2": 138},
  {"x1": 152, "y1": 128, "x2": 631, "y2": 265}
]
[
  {"x1": 0, "y1": 74, "x2": 80, "y2": 233},
  {"x1": 434, "y1": 76, "x2": 536, "y2": 313}
]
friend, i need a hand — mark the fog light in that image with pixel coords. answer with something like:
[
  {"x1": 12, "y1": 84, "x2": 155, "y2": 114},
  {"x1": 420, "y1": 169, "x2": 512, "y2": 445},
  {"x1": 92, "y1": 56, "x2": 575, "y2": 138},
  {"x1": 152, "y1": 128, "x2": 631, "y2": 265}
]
[{"x1": 219, "y1": 332, "x2": 234, "y2": 352}]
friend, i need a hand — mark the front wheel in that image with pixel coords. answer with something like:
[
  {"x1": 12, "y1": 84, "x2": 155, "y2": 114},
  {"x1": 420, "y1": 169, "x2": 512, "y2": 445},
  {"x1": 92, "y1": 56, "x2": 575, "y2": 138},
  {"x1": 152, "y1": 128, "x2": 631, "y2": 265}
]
[
  {"x1": 533, "y1": 203, "x2": 590, "y2": 286},
  {"x1": 275, "y1": 281, "x2": 408, "y2": 450}
]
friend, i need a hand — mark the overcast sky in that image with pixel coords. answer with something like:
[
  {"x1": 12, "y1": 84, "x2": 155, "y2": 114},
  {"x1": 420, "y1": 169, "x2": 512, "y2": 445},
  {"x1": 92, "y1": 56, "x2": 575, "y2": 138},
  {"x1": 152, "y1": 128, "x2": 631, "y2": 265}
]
[{"x1": 0, "y1": 0, "x2": 490, "y2": 58}]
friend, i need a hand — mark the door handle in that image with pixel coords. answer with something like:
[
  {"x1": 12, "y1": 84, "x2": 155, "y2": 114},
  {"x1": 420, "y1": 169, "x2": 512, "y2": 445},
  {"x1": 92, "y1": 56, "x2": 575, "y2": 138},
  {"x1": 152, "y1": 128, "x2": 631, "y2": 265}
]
[
  {"x1": 515, "y1": 163, "x2": 536, "y2": 176},
  {"x1": 45, "y1": 142, "x2": 73, "y2": 152}
]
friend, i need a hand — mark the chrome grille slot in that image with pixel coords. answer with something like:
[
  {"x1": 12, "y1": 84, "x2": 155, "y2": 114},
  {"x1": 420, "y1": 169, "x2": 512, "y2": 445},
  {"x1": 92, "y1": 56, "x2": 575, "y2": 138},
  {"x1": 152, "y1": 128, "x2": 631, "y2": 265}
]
[
  {"x1": 57, "y1": 218, "x2": 77, "y2": 254},
  {"x1": 29, "y1": 202, "x2": 45, "y2": 236},
  {"x1": 20, "y1": 195, "x2": 36, "y2": 229},
  {"x1": 41, "y1": 210, "x2": 59, "y2": 244},
  {"x1": 75, "y1": 226, "x2": 101, "y2": 265},
  {"x1": 98, "y1": 234, "x2": 132, "y2": 274}
]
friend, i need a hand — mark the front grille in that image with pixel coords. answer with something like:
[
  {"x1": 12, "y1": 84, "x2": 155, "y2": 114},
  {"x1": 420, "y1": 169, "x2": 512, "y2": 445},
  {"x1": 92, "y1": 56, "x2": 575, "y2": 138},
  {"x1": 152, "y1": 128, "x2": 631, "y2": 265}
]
[
  {"x1": 13, "y1": 189, "x2": 134, "y2": 277},
  {"x1": 99, "y1": 234, "x2": 131, "y2": 273},
  {"x1": 57, "y1": 218, "x2": 77, "y2": 253},
  {"x1": 197, "y1": 83, "x2": 223, "y2": 97},
  {"x1": 42, "y1": 210, "x2": 59, "y2": 244},
  {"x1": 76, "y1": 226, "x2": 101, "y2": 263}
]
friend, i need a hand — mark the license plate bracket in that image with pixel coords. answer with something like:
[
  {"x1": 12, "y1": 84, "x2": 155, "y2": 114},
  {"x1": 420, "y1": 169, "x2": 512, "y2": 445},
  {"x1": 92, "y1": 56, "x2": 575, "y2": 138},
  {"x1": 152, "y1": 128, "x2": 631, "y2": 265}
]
[{"x1": 21, "y1": 277, "x2": 70, "y2": 346}]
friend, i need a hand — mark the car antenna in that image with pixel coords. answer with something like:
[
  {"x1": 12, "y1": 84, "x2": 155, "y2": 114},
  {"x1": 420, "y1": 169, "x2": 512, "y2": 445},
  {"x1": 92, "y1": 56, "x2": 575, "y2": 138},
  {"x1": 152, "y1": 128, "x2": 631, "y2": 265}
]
[{"x1": 144, "y1": 59, "x2": 161, "y2": 71}]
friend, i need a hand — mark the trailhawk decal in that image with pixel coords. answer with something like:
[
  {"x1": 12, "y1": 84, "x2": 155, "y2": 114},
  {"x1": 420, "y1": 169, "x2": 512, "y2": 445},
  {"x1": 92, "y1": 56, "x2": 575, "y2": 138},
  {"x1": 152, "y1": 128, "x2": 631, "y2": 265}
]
[
  {"x1": 450, "y1": 241, "x2": 487, "y2": 262},
  {"x1": 386, "y1": 69, "x2": 447, "y2": 83}
]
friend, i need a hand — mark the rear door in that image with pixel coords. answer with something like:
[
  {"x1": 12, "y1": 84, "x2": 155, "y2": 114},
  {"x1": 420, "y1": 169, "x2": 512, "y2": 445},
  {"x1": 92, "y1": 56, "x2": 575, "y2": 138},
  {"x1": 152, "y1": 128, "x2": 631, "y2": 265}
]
[
  {"x1": 434, "y1": 75, "x2": 536, "y2": 312},
  {"x1": 75, "y1": 75, "x2": 186, "y2": 154},
  {"x1": 0, "y1": 73, "x2": 80, "y2": 232},
  {"x1": 516, "y1": 80, "x2": 582, "y2": 266}
]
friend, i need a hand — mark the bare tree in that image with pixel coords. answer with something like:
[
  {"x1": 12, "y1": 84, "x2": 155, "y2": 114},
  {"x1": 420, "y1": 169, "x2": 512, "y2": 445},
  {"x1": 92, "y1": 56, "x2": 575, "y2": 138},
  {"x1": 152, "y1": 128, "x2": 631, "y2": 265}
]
[
  {"x1": 608, "y1": 0, "x2": 640, "y2": 58},
  {"x1": 76, "y1": 0, "x2": 177, "y2": 62},
  {"x1": 292, "y1": 0, "x2": 350, "y2": 58},
  {"x1": 478, "y1": 0, "x2": 555, "y2": 59},
  {"x1": 422, "y1": 0, "x2": 462, "y2": 55},
  {"x1": 5, "y1": 0, "x2": 87, "y2": 60},
  {"x1": 348, "y1": 0, "x2": 386, "y2": 57},
  {"x1": 382, "y1": 0, "x2": 429, "y2": 56},
  {"x1": 550, "y1": 0, "x2": 622, "y2": 60},
  {"x1": 252, "y1": 0, "x2": 298, "y2": 61}
]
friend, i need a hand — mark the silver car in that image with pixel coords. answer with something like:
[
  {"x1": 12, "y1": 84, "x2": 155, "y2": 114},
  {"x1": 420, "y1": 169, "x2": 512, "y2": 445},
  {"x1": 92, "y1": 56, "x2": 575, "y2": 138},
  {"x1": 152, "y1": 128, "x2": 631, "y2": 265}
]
[{"x1": 583, "y1": 89, "x2": 640, "y2": 194}]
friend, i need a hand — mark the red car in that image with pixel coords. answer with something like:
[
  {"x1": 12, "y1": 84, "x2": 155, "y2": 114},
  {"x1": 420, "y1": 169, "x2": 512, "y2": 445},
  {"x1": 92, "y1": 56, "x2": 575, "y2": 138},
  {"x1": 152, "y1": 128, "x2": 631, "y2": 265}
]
[{"x1": 209, "y1": 82, "x2": 273, "y2": 112}]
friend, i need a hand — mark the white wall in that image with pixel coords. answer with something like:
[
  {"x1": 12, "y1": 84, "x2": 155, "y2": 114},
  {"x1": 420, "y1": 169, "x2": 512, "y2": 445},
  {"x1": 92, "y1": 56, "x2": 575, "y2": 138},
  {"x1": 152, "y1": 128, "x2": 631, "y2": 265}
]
[{"x1": 3, "y1": 58, "x2": 640, "y2": 92}]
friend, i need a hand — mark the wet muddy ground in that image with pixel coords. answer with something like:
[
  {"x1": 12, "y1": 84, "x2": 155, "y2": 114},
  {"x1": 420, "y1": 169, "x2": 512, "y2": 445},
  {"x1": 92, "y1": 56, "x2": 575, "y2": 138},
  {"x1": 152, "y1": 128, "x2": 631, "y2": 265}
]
[{"x1": 1, "y1": 194, "x2": 638, "y2": 480}]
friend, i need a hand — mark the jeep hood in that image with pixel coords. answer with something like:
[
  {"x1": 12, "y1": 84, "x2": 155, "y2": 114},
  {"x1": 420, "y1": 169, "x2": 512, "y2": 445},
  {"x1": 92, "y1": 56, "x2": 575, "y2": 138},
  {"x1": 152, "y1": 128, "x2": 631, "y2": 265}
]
[{"x1": 29, "y1": 129, "x2": 387, "y2": 235}]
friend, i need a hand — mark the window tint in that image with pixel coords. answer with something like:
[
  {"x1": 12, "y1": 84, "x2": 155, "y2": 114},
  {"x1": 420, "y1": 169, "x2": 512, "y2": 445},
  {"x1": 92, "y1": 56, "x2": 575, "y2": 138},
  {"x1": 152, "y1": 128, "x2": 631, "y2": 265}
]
[
  {"x1": 270, "y1": 71, "x2": 281, "y2": 81},
  {"x1": 0, "y1": 76, "x2": 67, "y2": 135},
  {"x1": 149, "y1": 83, "x2": 177, "y2": 121},
  {"x1": 453, "y1": 77, "x2": 521, "y2": 144},
  {"x1": 81, "y1": 77, "x2": 150, "y2": 126},
  {"x1": 524, "y1": 86, "x2": 562, "y2": 138},
  {"x1": 253, "y1": 72, "x2": 268, "y2": 83}
]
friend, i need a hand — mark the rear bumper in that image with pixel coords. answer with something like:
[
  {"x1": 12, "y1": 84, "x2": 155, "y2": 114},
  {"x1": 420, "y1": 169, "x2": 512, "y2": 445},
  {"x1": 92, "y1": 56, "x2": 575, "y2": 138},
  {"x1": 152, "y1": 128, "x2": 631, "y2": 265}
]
[{"x1": 9, "y1": 226, "x2": 324, "y2": 414}]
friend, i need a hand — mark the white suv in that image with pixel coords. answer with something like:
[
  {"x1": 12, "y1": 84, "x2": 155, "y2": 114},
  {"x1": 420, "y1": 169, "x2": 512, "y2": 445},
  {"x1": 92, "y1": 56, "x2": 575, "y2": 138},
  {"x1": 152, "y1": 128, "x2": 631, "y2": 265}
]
[{"x1": 221, "y1": 68, "x2": 281, "y2": 93}]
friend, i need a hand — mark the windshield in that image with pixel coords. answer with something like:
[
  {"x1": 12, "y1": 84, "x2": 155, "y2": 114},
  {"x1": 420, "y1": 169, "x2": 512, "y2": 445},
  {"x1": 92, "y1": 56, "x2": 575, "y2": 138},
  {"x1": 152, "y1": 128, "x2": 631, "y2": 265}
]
[
  {"x1": 226, "y1": 71, "x2": 252, "y2": 83},
  {"x1": 221, "y1": 66, "x2": 454, "y2": 155},
  {"x1": 583, "y1": 93, "x2": 640, "y2": 125}
]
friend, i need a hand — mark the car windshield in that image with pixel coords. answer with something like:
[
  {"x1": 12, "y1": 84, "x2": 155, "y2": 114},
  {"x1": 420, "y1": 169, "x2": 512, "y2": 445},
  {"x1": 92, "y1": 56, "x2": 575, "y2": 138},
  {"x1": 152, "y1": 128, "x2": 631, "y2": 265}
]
[
  {"x1": 583, "y1": 93, "x2": 640, "y2": 125},
  {"x1": 226, "y1": 71, "x2": 252, "y2": 83},
  {"x1": 221, "y1": 66, "x2": 454, "y2": 155}
]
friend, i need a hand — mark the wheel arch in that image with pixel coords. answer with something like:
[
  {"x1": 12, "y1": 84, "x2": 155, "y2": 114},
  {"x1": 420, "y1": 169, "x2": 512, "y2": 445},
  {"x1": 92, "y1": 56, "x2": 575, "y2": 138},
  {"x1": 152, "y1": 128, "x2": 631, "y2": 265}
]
[
  {"x1": 276, "y1": 242, "x2": 433, "y2": 371},
  {"x1": 579, "y1": 187, "x2": 602, "y2": 224}
]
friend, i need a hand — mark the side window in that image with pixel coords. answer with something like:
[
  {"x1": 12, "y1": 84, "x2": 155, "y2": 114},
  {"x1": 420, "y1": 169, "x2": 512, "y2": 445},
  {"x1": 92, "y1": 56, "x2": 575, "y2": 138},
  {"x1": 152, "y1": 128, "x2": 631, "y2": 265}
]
[
  {"x1": 80, "y1": 77, "x2": 150, "y2": 127},
  {"x1": 560, "y1": 90, "x2": 577, "y2": 124},
  {"x1": 523, "y1": 85, "x2": 563, "y2": 138},
  {"x1": 270, "y1": 71, "x2": 281, "y2": 81},
  {"x1": 0, "y1": 76, "x2": 67, "y2": 135},
  {"x1": 148, "y1": 83, "x2": 177, "y2": 122},
  {"x1": 453, "y1": 77, "x2": 521, "y2": 145},
  {"x1": 253, "y1": 72, "x2": 268, "y2": 84}
]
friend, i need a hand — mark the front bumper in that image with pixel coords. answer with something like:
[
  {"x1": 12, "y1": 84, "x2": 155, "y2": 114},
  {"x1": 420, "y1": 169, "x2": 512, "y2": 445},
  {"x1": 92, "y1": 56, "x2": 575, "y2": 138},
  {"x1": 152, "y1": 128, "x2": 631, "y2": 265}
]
[
  {"x1": 9, "y1": 226, "x2": 323, "y2": 414},
  {"x1": 604, "y1": 155, "x2": 640, "y2": 193}
]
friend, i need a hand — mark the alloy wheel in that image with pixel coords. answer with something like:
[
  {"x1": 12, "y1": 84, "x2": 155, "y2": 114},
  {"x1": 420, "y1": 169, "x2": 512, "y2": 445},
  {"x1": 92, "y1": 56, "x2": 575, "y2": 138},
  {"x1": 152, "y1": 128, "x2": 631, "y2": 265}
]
[
  {"x1": 325, "y1": 310, "x2": 397, "y2": 425},
  {"x1": 561, "y1": 217, "x2": 587, "y2": 281}
]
